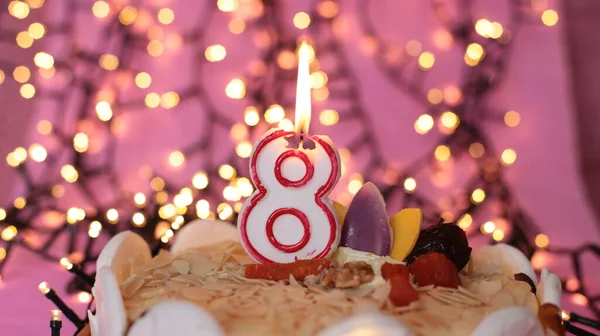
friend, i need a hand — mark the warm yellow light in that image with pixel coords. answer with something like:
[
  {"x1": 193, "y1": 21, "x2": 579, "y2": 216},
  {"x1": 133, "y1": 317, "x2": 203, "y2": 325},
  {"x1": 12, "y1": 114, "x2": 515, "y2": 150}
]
[
  {"x1": 443, "y1": 85, "x2": 463, "y2": 105},
  {"x1": 38, "y1": 66, "x2": 55, "y2": 79},
  {"x1": 135, "y1": 72, "x2": 152, "y2": 89},
  {"x1": 230, "y1": 123, "x2": 248, "y2": 141},
  {"x1": 38, "y1": 282, "x2": 50, "y2": 294},
  {"x1": 78, "y1": 291, "x2": 92, "y2": 303},
  {"x1": 278, "y1": 52, "x2": 296, "y2": 71},
  {"x1": 119, "y1": 6, "x2": 137, "y2": 25},
  {"x1": 99, "y1": 54, "x2": 119, "y2": 71},
  {"x1": 1, "y1": 225, "x2": 17, "y2": 241},
  {"x1": 404, "y1": 177, "x2": 417, "y2": 193},
  {"x1": 236, "y1": 141, "x2": 253, "y2": 158},
  {"x1": 34, "y1": 52, "x2": 54, "y2": 69},
  {"x1": 492, "y1": 230, "x2": 505, "y2": 241},
  {"x1": 405, "y1": 40, "x2": 422, "y2": 57},
  {"x1": 147, "y1": 40, "x2": 164, "y2": 57},
  {"x1": 13, "y1": 196, "x2": 26, "y2": 209},
  {"x1": 205, "y1": 45, "x2": 227, "y2": 62},
  {"x1": 236, "y1": 177, "x2": 253, "y2": 197},
  {"x1": 168, "y1": 150, "x2": 185, "y2": 167},
  {"x1": 145, "y1": 92, "x2": 161, "y2": 108},
  {"x1": 565, "y1": 277, "x2": 580, "y2": 291},
  {"x1": 427, "y1": 88, "x2": 443, "y2": 104},
  {"x1": 159, "y1": 204, "x2": 177, "y2": 219},
  {"x1": 414, "y1": 114, "x2": 434, "y2": 134},
  {"x1": 13, "y1": 147, "x2": 27, "y2": 163},
  {"x1": 134, "y1": 192, "x2": 146, "y2": 207},
  {"x1": 278, "y1": 118, "x2": 294, "y2": 131},
  {"x1": 28, "y1": 23, "x2": 45, "y2": 39},
  {"x1": 501, "y1": 149, "x2": 517, "y2": 166},
  {"x1": 482, "y1": 221, "x2": 496, "y2": 234},
  {"x1": 94, "y1": 101, "x2": 113, "y2": 121},
  {"x1": 196, "y1": 199, "x2": 210, "y2": 219},
  {"x1": 26, "y1": 0, "x2": 44, "y2": 9},
  {"x1": 160, "y1": 91, "x2": 180, "y2": 109},
  {"x1": 0, "y1": 70, "x2": 4, "y2": 85},
  {"x1": 317, "y1": 0, "x2": 339, "y2": 18},
  {"x1": 418, "y1": 51, "x2": 435, "y2": 70},
  {"x1": 218, "y1": 164, "x2": 236, "y2": 180},
  {"x1": 541, "y1": 9, "x2": 558, "y2": 26},
  {"x1": 51, "y1": 185, "x2": 64, "y2": 198},
  {"x1": 218, "y1": 203, "x2": 233, "y2": 220},
  {"x1": 0, "y1": 208, "x2": 6, "y2": 221},
  {"x1": 13, "y1": 66, "x2": 30, "y2": 83},
  {"x1": 59, "y1": 257, "x2": 72, "y2": 269},
  {"x1": 8, "y1": 1, "x2": 30, "y2": 19},
  {"x1": 440, "y1": 111, "x2": 459, "y2": 130},
  {"x1": 471, "y1": 188, "x2": 486, "y2": 204},
  {"x1": 265, "y1": 104, "x2": 285, "y2": 123},
  {"x1": 160, "y1": 229, "x2": 174, "y2": 243},
  {"x1": 217, "y1": 0, "x2": 238, "y2": 12},
  {"x1": 223, "y1": 186, "x2": 241, "y2": 201},
  {"x1": 347, "y1": 176, "x2": 363, "y2": 195},
  {"x1": 535, "y1": 233, "x2": 550, "y2": 248},
  {"x1": 313, "y1": 87, "x2": 329, "y2": 102},
  {"x1": 132, "y1": 212, "x2": 146, "y2": 226},
  {"x1": 469, "y1": 142, "x2": 485, "y2": 158},
  {"x1": 225, "y1": 78, "x2": 246, "y2": 99},
  {"x1": 434, "y1": 145, "x2": 451, "y2": 161},
  {"x1": 73, "y1": 133, "x2": 89, "y2": 153},
  {"x1": 319, "y1": 109, "x2": 339, "y2": 126},
  {"x1": 155, "y1": 191, "x2": 168, "y2": 204},
  {"x1": 0, "y1": 247, "x2": 6, "y2": 260},
  {"x1": 293, "y1": 12, "x2": 311, "y2": 29},
  {"x1": 61, "y1": 164, "x2": 79, "y2": 183},
  {"x1": 310, "y1": 71, "x2": 328, "y2": 89},
  {"x1": 504, "y1": 111, "x2": 520, "y2": 127},
  {"x1": 66, "y1": 207, "x2": 85, "y2": 223},
  {"x1": 157, "y1": 8, "x2": 174, "y2": 25},
  {"x1": 92, "y1": 1, "x2": 110, "y2": 18},
  {"x1": 150, "y1": 176, "x2": 165, "y2": 191},
  {"x1": 28, "y1": 144, "x2": 47, "y2": 162},
  {"x1": 20, "y1": 84, "x2": 35, "y2": 99},
  {"x1": 88, "y1": 221, "x2": 102, "y2": 238},
  {"x1": 16, "y1": 31, "x2": 34, "y2": 48},
  {"x1": 106, "y1": 208, "x2": 119, "y2": 223},
  {"x1": 466, "y1": 43, "x2": 484, "y2": 60},
  {"x1": 228, "y1": 18, "x2": 245, "y2": 34},
  {"x1": 192, "y1": 172, "x2": 209, "y2": 189},
  {"x1": 490, "y1": 22, "x2": 503, "y2": 39},
  {"x1": 244, "y1": 106, "x2": 260, "y2": 126},
  {"x1": 572, "y1": 293, "x2": 588, "y2": 306},
  {"x1": 457, "y1": 214, "x2": 472, "y2": 229},
  {"x1": 294, "y1": 42, "x2": 312, "y2": 134},
  {"x1": 475, "y1": 19, "x2": 492, "y2": 38}
]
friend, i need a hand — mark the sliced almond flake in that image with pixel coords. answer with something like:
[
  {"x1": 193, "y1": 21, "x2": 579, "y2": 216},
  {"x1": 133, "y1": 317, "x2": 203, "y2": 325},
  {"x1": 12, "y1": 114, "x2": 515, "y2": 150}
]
[
  {"x1": 180, "y1": 286, "x2": 212, "y2": 301},
  {"x1": 188, "y1": 257, "x2": 220, "y2": 275},
  {"x1": 458, "y1": 286, "x2": 488, "y2": 304},
  {"x1": 172, "y1": 260, "x2": 190, "y2": 275},
  {"x1": 416, "y1": 284, "x2": 435, "y2": 292},
  {"x1": 139, "y1": 287, "x2": 165, "y2": 299},
  {"x1": 120, "y1": 275, "x2": 145, "y2": 299}
]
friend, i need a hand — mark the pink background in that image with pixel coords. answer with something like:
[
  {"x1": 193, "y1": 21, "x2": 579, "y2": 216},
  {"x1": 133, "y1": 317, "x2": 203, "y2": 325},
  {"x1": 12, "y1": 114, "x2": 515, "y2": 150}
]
[{"x1": 1, "y1": 0, "x2": 599, "y2": 334}]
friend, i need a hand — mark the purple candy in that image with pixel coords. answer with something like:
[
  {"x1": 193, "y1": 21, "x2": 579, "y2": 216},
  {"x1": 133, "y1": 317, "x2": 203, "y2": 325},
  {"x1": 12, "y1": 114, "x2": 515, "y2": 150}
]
[{"x1": 340, "y1": 182, "x2": 391, "y2": 256}]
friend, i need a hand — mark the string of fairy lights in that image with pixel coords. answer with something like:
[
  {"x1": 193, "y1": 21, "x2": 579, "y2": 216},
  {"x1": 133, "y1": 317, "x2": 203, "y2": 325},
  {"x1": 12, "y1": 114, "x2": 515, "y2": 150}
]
[{"x1": 0, "y1": 0, "x2": 598, "y2": 328}]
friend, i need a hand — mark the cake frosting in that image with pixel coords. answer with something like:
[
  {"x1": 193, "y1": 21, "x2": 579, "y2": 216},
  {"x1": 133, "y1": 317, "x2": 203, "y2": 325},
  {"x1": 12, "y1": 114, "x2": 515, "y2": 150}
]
[{"x1": 87, "y1": 218, "x2": 564, "y2": 336}]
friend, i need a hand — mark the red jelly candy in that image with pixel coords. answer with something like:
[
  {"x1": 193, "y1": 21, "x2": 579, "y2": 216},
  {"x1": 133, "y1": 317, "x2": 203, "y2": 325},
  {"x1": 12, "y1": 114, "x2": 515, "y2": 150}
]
[
  {"x1": 381, "y1": 263, "x2": 409, "y2": 280},
  {"x1": 409, "y1": 252, "x2": 460, "y2": 288},
  {"x1": 388, "y1": 275, "x2": 419, "y2": 307}
]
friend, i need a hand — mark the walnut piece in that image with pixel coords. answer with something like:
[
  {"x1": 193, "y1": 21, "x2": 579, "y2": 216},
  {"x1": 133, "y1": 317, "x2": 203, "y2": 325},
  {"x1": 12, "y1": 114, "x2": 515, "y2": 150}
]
[{"x1": 319, "y1": 261, "x2": 375, "y2": 289}]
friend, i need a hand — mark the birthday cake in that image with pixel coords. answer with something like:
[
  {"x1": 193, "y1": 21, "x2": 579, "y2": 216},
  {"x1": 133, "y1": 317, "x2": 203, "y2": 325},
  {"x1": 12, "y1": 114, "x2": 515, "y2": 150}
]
[{"x1": 87, "y1": 182, "x2": 564, "y2": 336}]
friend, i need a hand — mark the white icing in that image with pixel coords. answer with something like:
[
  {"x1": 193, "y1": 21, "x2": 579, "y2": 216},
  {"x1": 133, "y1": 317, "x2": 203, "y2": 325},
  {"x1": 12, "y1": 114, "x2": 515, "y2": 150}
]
[
  {"x1": 238, "y1": 131, "x2": 341, "y2": 263},
  {"x1": 470, "y1": 307, "x2": 544, "y2": 336},
  {"x1": 96, "y1": 231, "x2": 151, "y2": 283},
  {"x1": 91, "y1": 266, "x2": 127, "y2": 336},
  {"x1": 317, "y1": 313, "x2": 414, "y2": 336},
  {"x1": 537, "y1": 268, "x2": 562, "y2": 308},
  {"x1": 170, "y1": 219, "x2": 239, "y2": 255},
  {"x1": 472, "y1": 244, "x2": 537, "y2": 284},
  {"x1": 333, "y1": 246, "x2": 403, "y2": 276},
  {"x1": 127, "y1": 301, "x2": 224, "y2": 336}
]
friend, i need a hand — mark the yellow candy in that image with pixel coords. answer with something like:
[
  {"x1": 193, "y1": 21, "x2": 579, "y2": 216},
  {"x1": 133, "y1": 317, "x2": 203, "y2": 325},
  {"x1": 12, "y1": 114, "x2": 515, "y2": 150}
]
[
  {"x1": 333, "y1": 201, "x2": 348, "y2": 227},
  {"x1": 389, "y1": 208, "x2": 423, "y2": 261}
]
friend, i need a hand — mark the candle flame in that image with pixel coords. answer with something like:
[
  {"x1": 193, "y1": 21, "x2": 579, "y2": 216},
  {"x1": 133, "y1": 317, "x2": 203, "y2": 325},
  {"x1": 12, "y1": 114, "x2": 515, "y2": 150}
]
[{"x1": 295, "y1": 42, "x2": 311, "y2": 135}]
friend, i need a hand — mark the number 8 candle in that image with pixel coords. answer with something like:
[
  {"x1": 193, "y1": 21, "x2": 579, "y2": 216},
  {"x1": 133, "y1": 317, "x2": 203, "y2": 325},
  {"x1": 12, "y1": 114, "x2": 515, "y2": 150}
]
[{"x1": 238, "y1": 42, "x2": 342, "y2": 264}]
